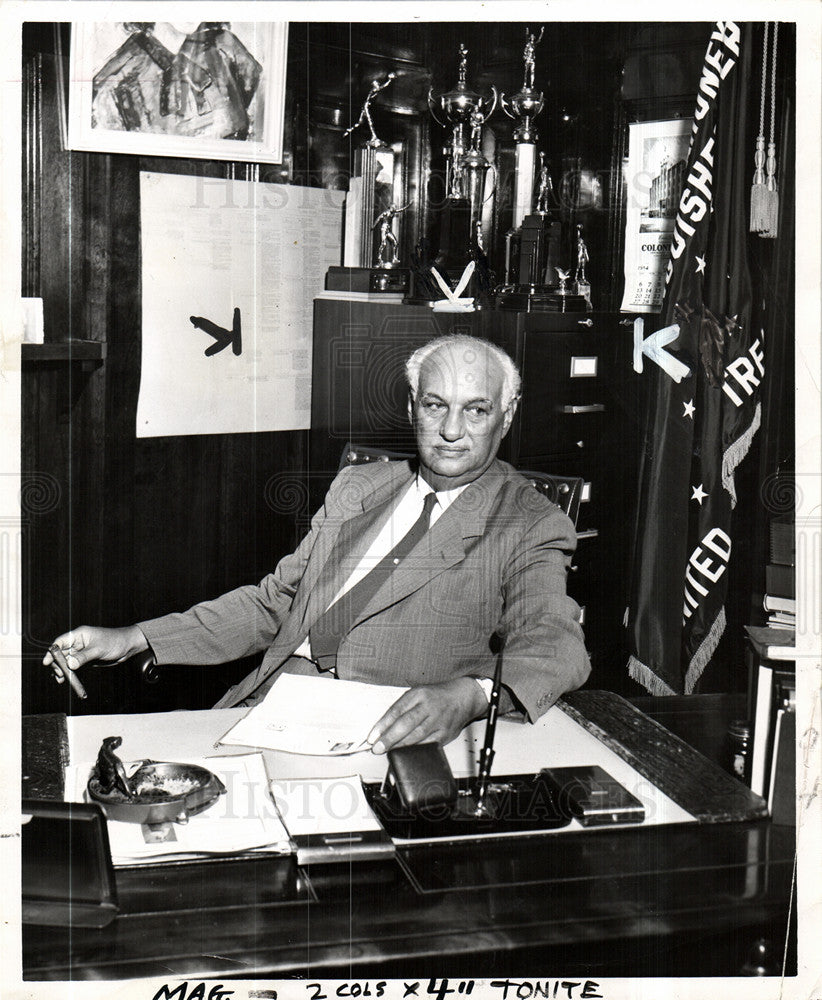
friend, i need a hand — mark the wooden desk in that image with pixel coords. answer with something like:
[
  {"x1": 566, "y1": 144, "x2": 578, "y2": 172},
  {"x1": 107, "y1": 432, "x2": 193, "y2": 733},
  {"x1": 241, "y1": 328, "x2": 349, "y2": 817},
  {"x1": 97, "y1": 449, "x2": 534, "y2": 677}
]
[{"x1": 22, "y1": 693, "x2": 796, "y2": 980}]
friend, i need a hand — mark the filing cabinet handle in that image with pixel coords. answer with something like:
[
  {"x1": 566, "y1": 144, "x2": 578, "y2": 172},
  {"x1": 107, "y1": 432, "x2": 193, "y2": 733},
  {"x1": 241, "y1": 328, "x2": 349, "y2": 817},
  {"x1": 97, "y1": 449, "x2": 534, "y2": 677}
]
[
  {"x1": 619, "y1": 317, "x2": 635, "y2": 327},
  {"x1": 577, "y1": 318, "x2": 594, "y2": 327},
  {"x1": 560, "y1": 404, "x2": 606, "y2": 414}
]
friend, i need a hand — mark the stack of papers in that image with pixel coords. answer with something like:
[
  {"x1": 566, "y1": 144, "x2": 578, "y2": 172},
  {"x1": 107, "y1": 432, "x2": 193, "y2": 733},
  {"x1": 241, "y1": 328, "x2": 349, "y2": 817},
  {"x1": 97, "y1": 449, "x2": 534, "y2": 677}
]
[
  {"x1": 65, "y1": 753, "x2": 291, "y2": 866},
  {"x1": 218, "y1": 674, "x2": 408, "y2": 755}
]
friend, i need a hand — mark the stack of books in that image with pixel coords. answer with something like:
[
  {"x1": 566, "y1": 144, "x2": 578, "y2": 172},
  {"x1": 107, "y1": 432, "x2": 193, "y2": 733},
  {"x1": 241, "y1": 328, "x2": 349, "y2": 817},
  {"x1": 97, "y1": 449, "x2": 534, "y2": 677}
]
[
  {"x1": 745, "y1": 625, "x2": 795, "y2": 825},
  {"x1": 765, "y1": 514, "x2": 795, "y2": 630}
]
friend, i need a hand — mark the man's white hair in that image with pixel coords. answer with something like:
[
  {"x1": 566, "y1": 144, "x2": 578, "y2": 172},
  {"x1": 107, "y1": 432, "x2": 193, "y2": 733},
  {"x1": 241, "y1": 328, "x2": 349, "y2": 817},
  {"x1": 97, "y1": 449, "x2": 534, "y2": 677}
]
[{"x1": 405, "y1": 334, "x2": 521, "y2": 410}]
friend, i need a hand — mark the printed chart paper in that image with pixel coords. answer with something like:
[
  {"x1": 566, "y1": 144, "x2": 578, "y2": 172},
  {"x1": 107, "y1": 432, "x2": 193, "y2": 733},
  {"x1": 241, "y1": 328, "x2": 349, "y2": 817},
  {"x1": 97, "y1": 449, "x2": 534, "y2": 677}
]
[
  {"x1": 621, "y1": 118, "x2": 692, "y2": 313},
  {"x1": 138, "y1": 171, "x2": 343, "y2": 436}
]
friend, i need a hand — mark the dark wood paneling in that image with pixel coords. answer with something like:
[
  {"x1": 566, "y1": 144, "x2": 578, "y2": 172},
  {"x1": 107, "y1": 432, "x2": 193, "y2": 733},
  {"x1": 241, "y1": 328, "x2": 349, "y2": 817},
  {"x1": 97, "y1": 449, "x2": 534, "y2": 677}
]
[{"x1": 20, "y1": 21, "x2": 451, "y2": 715}]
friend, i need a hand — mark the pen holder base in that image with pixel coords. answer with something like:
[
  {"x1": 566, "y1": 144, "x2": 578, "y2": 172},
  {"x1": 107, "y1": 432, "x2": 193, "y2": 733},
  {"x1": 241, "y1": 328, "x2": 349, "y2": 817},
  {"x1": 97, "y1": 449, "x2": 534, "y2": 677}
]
[{"x1": 363, "y1": 772, "x2": 571, "y2": 841}]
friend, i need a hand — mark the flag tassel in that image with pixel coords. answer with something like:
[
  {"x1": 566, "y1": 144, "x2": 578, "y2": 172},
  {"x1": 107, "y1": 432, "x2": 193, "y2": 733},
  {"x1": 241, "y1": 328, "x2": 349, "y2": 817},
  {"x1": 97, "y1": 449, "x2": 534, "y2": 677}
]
[
  {"x1": 749, "y1": 136, "x2": 768, "y2": 232},
  {"x1": 763, "y1": 141, "x2": 779, "y2": 239}
]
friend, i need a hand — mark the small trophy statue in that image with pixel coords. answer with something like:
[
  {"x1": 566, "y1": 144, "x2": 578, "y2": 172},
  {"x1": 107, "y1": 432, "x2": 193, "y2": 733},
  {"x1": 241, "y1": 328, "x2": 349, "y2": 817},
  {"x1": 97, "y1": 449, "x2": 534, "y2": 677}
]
[
  {"x1": 373, "y1": 203, "x2": 409, "y2": 268},
  {"x1": 329, "y1": 72, "x2": 411, "y2": 294},
  {"x1": 341, "y1": 74, "x2": 397, "y2": 272},
  {"x1": 555, "y1": 267, "x2": 570, "y2": 297},
  {"x1": 344, "y1": 73, "x2": 396, "y2": 148},
  {"x1": 535, "y1": 152, "x2": 555, "y2": 215},
  {"x1": 573, "y1": 224, "x2": 592, "y2": 308},
  {"x1": 460, "y1": 105, "x2": 496, "y2": 247}
]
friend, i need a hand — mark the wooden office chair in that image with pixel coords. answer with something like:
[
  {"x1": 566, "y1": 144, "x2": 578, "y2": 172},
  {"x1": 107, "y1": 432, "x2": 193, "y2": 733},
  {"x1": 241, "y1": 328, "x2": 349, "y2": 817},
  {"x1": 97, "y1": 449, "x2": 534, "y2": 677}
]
[
  {"x1": 341, "y1": 444, "x2": 584, "y2": 527},
  {"x1": 338, "y1": 442, "x2": 415, "y2": 472}
]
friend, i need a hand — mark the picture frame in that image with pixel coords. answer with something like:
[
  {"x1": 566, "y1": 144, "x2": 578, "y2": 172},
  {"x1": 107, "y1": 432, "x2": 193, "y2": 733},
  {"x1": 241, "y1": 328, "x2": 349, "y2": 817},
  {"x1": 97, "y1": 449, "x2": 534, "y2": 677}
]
[{"x1": 68, "y1": 21, "x2": 288, "y2": 163}]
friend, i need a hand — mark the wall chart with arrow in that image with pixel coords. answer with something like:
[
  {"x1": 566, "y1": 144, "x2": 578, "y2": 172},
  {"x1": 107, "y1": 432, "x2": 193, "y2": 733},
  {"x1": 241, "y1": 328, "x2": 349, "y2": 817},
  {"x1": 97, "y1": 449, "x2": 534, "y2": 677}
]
[{"x1": 136, "y1": 171, "x2": 344, "y2": 438}]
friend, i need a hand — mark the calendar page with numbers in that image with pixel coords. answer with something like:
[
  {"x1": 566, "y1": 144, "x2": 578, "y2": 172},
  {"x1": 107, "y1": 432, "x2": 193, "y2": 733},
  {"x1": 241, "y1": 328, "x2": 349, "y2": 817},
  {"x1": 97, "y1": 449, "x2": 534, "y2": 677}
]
[{"x1": 621, "y1": 119, "x2": 692, "y2": 314}]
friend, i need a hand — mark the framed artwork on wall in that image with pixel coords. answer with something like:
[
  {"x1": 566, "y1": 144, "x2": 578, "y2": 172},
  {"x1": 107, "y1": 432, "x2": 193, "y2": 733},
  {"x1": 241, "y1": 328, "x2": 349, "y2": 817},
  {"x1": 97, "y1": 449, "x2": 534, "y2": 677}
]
[{"x1": 68, "y1": 21, "x2": 288, "y2": 163}]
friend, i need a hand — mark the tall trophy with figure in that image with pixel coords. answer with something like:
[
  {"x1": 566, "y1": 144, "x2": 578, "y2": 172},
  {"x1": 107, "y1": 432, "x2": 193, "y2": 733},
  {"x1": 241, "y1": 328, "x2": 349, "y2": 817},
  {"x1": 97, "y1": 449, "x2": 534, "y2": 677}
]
[
  {"x1": 413, "y1": 43, "x2": 497, "y2": 306},
  {"x1": 501, "y1": 28, "x2": 545, "y2": 232},
  {"x1": 327, "y1": 73, "x2": 410, "y2": 294},
  {"x1": 499, "y1": 149, "x2": 585, "y2": 312}
]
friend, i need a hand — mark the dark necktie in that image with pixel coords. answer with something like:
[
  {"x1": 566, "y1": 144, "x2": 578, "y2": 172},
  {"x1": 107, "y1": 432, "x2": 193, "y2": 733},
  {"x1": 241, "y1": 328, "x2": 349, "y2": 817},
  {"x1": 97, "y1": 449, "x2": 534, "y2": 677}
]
[{"x1": 309, "y1": 491, "x2": 438, "y2": 673}]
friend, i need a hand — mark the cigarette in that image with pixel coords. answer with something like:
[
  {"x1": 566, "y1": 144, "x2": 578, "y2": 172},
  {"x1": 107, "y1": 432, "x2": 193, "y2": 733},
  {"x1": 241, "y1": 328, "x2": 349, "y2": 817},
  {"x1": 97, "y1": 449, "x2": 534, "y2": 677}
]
[{"x1": 50, "y1": 644, "x2": 88, "y2": 700}]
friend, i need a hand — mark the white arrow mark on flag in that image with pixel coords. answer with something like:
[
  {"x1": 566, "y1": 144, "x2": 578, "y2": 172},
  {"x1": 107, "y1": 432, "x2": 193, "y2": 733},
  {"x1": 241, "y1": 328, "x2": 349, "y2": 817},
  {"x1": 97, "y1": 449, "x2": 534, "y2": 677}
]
[{"x1": 632, "y1": 319, "x2": 691, "y2": 383}]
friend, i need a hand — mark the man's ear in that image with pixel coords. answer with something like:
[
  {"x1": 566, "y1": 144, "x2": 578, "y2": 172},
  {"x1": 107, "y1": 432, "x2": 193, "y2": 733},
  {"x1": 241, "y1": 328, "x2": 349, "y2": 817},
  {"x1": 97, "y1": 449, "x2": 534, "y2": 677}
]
[
  {"x1": 407, "y1": 392, "x2": 415, "y2": 427},
  {"x1": 501, "y1": 396, "x2": 519, "y2": 437}
]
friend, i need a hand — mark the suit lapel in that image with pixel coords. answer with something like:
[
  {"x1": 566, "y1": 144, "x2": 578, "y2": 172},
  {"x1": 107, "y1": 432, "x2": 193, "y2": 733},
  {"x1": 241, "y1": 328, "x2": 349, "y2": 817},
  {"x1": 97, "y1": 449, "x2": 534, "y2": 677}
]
[{"x1": 296, "y1": 466, "x2": 415, "y2": 633}]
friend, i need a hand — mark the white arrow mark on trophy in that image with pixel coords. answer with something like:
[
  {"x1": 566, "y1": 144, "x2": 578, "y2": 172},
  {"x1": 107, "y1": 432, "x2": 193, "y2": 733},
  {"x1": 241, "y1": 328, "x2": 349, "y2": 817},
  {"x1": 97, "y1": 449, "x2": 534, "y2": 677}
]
[{"x1": 632, "y1": 319, "x2": 691, "y2": 383}]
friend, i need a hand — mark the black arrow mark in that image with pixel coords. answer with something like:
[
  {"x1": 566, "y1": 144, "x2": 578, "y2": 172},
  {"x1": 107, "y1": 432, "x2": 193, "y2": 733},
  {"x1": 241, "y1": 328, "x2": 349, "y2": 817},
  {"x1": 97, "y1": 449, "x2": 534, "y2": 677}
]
[{"x1": 190, "y1": 307, "x2": 243, "y2": 357}]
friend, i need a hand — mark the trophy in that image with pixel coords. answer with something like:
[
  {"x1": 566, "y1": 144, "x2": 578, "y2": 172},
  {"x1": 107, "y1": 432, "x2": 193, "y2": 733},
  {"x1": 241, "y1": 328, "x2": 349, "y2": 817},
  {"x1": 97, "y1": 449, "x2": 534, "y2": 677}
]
[
  {"x1": 501, "y1": 28, "x2": 545, "y2": 229},
  {"x1": 573, "y1": 224, "x2": 592, "y2": 308},
  {"x1": 498, "y1": 150, "x2": 584, "y2": 312},
  {"x1": 428, "y1": 44, "x2": 496, "y2": 203},
  {"x1": 420, "y1": 43, "x2": 497, "y2": 298},
  {"x1": 328, "y1": 73, "x2": 410, "y2": 294},
  {"x1": 461, "y1": 106, "x2": 497, "y2": 244}
]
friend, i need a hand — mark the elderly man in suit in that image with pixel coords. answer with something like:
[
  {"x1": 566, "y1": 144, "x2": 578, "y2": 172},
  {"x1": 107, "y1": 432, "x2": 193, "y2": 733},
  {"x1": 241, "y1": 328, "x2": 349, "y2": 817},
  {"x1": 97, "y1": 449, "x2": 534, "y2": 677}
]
[{"x1": 45, "y1": 334, "x2": 589, "y2": 752}]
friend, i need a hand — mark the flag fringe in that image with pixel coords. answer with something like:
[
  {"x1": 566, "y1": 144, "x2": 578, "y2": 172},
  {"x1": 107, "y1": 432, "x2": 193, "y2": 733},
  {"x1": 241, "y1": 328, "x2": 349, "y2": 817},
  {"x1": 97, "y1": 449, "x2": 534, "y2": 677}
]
[
  {"x1": 628, "y1": 655, "x2": 678, "y2": 696},
  {"x1": 684, "y1": 605, "x2": 727, "y2": 694},
  {"x1": 722, "y1": 401, "x2": 761, "y2": 508}
]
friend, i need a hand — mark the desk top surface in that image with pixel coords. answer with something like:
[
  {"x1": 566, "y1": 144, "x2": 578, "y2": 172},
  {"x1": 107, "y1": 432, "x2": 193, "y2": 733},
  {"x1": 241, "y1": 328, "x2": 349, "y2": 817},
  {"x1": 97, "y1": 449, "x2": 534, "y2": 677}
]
[{"x1": 21, "y1": 692, "x2": 794, "y2": 980}]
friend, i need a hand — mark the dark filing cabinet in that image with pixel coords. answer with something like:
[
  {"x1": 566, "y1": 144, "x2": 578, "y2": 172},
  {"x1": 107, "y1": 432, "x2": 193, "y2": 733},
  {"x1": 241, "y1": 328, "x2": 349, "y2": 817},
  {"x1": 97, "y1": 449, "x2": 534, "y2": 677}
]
[{"x1": 310, "y1": 298, "x2": 645, "y2": 689}]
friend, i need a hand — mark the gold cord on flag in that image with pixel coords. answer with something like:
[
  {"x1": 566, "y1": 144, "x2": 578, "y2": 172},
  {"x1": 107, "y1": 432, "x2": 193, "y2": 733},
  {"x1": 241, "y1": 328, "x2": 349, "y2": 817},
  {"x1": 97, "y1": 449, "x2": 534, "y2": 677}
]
[
  {"x1": 750, "y1": 22, "x2": 779, "y2": 238},
  {"x1": 763, "y1": 22, "x2": 779, "y2": 237},
  {"x1": 749, "y1": 24, "x2": 768, "y2": 231}
]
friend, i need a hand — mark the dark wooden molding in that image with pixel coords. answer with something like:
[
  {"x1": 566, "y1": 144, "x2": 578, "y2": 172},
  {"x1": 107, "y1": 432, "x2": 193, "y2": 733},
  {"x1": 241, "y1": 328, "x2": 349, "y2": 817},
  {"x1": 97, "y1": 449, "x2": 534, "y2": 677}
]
[
  {"x1": 22, "y1": 341, "x2": 107, "y2": 363},
  {"x1": 558, "y1": 690, "x2": 769, "y2": 823}
]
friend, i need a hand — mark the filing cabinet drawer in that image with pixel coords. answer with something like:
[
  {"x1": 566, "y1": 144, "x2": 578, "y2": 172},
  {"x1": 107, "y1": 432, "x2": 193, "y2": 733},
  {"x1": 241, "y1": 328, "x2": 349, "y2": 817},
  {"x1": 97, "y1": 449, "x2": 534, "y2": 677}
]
[
  {"x1": 516, "y1": 404, "x2": 607, "y2": 463},
  {"x1": 518, "y1": 329, "x2": 606, "y2": 386}
]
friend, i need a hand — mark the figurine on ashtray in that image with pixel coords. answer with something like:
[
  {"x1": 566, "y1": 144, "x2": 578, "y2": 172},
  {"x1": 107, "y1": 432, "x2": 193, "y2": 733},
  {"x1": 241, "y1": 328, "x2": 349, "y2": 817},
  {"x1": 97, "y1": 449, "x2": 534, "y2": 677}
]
[
  {"x1": 86, "y1": 736, "x2": 226, "y2": 825},
  {"x1": 94, "y1": 735, "x2": 134, "y2": 798},
  {"x1": 373, "y1": 203, "x2": 409, "y2": 268}
]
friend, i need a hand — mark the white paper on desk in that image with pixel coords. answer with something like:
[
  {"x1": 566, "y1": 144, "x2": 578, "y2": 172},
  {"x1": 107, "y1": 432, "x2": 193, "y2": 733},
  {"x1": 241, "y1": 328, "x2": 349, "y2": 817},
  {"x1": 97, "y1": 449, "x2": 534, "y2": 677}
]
[
  {"x1": 65, "y1": 753, "x2": 291, "y2": 866},
  {"x1": 218, "y1": 673, "x2": 408, "y2": 755},
  {"x1": 270, "y1": 776, "x2": 383, "y2": 836}
]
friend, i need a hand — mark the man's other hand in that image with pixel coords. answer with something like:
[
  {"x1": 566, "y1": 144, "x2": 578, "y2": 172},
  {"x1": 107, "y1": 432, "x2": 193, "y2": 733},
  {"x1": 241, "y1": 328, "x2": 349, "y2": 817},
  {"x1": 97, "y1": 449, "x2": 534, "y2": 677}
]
[
  {"x1": 43, "y1": 625, "x2": 149, "y2": 684},
  {"x1": 367, "y1": 677, "x2": 487, "y2": 753}
]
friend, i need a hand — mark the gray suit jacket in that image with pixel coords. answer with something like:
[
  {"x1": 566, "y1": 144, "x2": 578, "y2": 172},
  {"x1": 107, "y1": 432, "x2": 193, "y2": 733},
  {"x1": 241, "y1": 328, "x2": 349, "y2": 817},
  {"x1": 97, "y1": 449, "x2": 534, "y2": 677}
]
[{"x1": 139, "y1": 459, "x2": 590, "y2": 721}]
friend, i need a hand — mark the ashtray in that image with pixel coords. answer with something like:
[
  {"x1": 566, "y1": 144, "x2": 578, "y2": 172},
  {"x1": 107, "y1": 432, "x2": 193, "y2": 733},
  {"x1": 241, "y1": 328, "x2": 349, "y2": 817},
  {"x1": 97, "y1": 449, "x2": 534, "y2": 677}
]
[{"x1": 86, "y1": 737, "x2": 226, "y2": 825}]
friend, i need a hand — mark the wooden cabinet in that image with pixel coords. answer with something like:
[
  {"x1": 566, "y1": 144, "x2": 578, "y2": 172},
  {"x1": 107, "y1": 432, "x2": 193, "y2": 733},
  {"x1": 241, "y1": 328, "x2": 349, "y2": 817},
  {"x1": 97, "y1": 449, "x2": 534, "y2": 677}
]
[
  {"x1": 494, "y1": 310, "x2": 645, "y2": 690},
  {"x1": 310, "y1": 298, "x2": 645, "y2": 691}
]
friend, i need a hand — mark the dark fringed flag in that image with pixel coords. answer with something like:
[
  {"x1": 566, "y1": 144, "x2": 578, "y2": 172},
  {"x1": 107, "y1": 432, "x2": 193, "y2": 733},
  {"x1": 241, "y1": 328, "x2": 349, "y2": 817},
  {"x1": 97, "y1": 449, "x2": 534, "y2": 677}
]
[{"x1": 627, "y1": 22, "x2": 762, "y2": 695}]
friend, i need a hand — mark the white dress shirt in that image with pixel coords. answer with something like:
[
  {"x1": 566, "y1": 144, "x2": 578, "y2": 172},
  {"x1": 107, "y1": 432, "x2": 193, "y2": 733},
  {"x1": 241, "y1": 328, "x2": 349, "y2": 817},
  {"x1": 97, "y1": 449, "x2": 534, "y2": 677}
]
[{"x1": 293, "y1": 475, "x2": 468, "y2": 660}]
